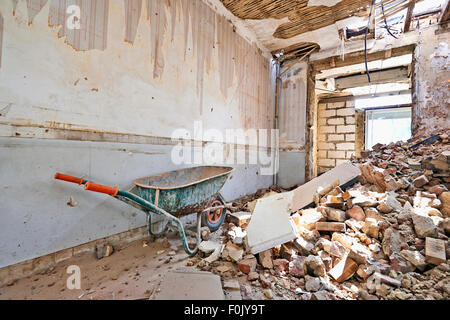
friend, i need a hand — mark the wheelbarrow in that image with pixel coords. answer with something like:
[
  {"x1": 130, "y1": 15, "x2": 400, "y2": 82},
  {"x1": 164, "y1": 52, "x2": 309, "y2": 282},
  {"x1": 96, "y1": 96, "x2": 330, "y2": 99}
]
[{"x1": 54, "y1": 166, "x2": 234, "y2": 257}]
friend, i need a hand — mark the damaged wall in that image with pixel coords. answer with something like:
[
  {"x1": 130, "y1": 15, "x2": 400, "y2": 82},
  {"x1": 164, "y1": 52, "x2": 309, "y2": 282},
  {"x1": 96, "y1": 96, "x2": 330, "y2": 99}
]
[
  {"x1": 0, "y1": 0, "x2": 276, "y2": 268},
  {"x1": 277, "y1": 61, "x2": 307, "y2": 188},
  {"x1": 412, "y1": 27, "x2": 450, "y2": 136}
]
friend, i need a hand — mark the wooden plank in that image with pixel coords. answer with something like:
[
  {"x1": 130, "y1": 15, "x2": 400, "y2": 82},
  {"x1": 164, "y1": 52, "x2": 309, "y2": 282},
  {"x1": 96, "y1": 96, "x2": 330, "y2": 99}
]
[
  {"x1": 404, "y1": 1, "x2": 416, "y2": 33},
  {"x1": 311, "y1": 45, "x2": 415, "y2": 71},
  {"x1": 439, "y1": 0, "x2": 450, "y2": 24},
  {"x1": 315, "y1": 222, "x2": 346, "y2": 232},
  {"x1": 425, "y1": 237, "x2": 446, "y2": 265},
  {"x1": 334, "y1": 66, "x2": 410, "y2": 90}
]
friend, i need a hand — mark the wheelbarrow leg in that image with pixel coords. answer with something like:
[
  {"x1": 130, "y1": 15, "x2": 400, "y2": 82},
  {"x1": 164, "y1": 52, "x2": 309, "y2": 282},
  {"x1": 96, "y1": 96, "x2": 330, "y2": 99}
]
[
  {"x1": 146, "y1": 212, "x2": 168, "y2": 242},
  {"x1": 173, "y1": 212, "x2": 202, "y2": 257}
]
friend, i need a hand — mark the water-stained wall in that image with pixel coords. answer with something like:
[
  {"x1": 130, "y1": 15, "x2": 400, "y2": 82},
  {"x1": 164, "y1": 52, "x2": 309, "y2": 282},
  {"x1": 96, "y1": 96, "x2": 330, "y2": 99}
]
[
  {"x1": 0, "y1": 0, "x2": 276, "y2": 268},
  {"x1": 0, "y1": 0, "x2": 274, "y2": 138},
  {"x1": 277, "y1": 61, "x2": 307, "y2": 188},
  {"x1": 412, "y1": 27, "x2": 450, "y2": 137}
]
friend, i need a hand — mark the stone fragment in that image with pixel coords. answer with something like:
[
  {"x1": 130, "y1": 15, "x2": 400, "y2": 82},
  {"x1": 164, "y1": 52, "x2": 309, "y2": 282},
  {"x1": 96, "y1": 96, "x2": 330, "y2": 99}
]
[
  {"x1": 413, "y1": 175, "x2": 429, "y2": 188},
  {"x1": 305, "y1": 255, "x2": 326, "y2": 277},
  {"x1": 247, "y1": 271, "x2": 259, "y2": 281},
  {"x1": 347, "y1": 205, "x2": 365, "y2": 221},
  {"x1": 305, "y1": 275, "x2": 321, "y2": 292},
  {"x1": 258, "y1": 250, "x2": 273, "y2": 269},
  {"x1": 439, "y1": 192, "x2": 450, "y2": 217},
  {"x1": 325, "y1": 208, "x2": 347, "y2": 222},
  {"x1": 425, "y1": 237, "x2": 446, "y2": 265},
  {"x1": 273, "y1": 259, "x2": 290, "y2": 273},
  {"x1": 289, "y1": 256, "x2": 306, "y2": 278},
  {"x1": 400, "y1": 250, "x2": 427, "y2": 271},
  {"x1": 411, "y1": 213, "x2": 439, "y2": 238},
  {"x1": 237, "y1": 257, "x2": 257, "y2": 274},
  {"x1": 362, "y1": 218, "x2": 379, "y2": 238},
  {"x1": 382, "y1": 228, "x2": 402, "y2": 256}
]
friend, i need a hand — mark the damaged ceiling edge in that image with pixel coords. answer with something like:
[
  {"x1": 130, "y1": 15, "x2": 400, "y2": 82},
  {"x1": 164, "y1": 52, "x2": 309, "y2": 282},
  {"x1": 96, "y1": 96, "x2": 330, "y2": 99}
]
[{"x1": 205, "y1": 0, "x2": 272, "y2": 58}]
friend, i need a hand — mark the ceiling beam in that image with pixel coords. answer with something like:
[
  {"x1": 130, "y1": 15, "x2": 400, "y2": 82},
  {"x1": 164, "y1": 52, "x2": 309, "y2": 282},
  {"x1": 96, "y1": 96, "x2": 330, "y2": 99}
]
[
  {"x1": 404, "y1": 0, "x2": 416, "y2": 32},
  {"x1": 334, "y1": 66, "x2": 410, "y2": 90},
  {"x1": 439, "y1": 0, "x2": 450, "y2": 24},
  {"x1": 311, "y1": 44, "x2": 415, "y2": 72}
]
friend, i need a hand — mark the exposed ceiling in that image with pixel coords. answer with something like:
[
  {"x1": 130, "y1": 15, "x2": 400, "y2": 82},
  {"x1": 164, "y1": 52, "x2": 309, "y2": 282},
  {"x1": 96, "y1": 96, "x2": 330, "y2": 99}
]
[
  {"x1": 220, "y1": 0, "x2": 372, "y2": 54},
  {"x1": 218, "y1": 0, "x2": 447, "y2": 61}
]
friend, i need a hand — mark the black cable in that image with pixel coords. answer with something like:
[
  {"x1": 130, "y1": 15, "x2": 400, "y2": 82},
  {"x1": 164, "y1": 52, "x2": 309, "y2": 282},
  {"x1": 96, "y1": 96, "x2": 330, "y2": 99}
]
[
  {"x1": 381, "y1": 1, "x2": 399, "y2": 39},
  {"x1": 365, "y1": 0, "x2": 376, "y2": 83}
]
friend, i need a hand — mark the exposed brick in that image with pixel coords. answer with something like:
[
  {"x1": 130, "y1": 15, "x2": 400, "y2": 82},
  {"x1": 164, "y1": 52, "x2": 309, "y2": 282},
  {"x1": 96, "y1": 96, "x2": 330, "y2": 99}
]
[
  {"x1": 327, "y1": 101, "x2": 346, "y2": 109},
  {"x1": 337, "y1": 125, "x2": 355, "y2": 133},
  {"x1": 328, "y1": 118, "x2": 345, "y2": 125},
  {"x1": 318, "y1": 103, "x2": 327, "y2": 111},
  {"x1": 346, "y1": 134, "x2": 355, "y2": 141},
  {"x1": 319, "y1": 158, "x2": 335, "y2": 167},
  {"x1": 319, "y1": 126, "x2": 336, "y2": 134},
  {"x1": 320, "y1": 109, "x2": 337, "y2": 118},
  {"x1": 318, "y1": 150, "x2": 327, "y2": 158},
  {"x1": 328, "y1": 134, "x2": 345, "y2": 141},
  {"x1": 318, "y1": 117, "x2": 327, "y2": 125},
  {"x1": 318, "y1": 142, "x2": 335, "y2": 150},
  {"x1": 337, "y1": 108, "x2": 355, "y2": 116},
  {"x1": 318, "y1": 134, "x2": 326, "y2": 141},
  {"x1": 328, "y1": 150, "x2": 346, "y2": 159},
  {"x1": 346, "y1": 116, "x2": 355, "y2": 124},
  {"x1": 346, "y1": 151, "x2": 355, "y2": 158},
  {"x1": 336, "y1": 143, "x2": 355, "y2": 151}
]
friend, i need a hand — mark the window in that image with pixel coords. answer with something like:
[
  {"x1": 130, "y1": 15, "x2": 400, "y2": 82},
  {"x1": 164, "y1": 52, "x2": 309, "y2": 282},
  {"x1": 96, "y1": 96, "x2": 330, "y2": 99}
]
[{"x1": 365, "y1": 107, "x2": 412, "y2": 150}]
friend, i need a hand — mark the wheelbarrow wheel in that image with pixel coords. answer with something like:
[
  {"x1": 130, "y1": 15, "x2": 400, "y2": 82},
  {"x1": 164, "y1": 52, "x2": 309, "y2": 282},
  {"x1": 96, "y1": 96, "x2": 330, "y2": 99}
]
[{"x1": 204, "y1": 199, "x2": 226, "y2": 232}]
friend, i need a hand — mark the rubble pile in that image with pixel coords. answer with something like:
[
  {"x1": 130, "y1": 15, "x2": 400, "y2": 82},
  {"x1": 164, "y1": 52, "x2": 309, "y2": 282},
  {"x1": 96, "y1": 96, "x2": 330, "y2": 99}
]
[{"x1": 190, "y1": 132, "x2": 450, "y2": 300}]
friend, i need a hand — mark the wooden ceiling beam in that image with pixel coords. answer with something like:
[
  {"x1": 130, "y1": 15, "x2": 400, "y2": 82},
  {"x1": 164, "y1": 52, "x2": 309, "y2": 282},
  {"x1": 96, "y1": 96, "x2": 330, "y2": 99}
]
[
  {"x1": 404, "y1": 0, "x2": 416, "y2": 33},
  {"x1": 311, "y1": 44, "x2": 415, "y2": 72},
  {"x1": 439, "y1": 0, "x2": 450, "y2": 24}
]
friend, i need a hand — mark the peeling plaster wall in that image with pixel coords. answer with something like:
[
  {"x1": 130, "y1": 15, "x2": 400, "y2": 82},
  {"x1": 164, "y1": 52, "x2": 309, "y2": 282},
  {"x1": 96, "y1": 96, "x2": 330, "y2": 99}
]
[
  {"x1": 413, "y1": 27, "x2": 450, "y2": 136},
  {"x1": 277, "y1": 61, "x2": 307, "y2": 189},
  {"x1": 0, "y1": 0, "x2": 276, "y2": 268}
]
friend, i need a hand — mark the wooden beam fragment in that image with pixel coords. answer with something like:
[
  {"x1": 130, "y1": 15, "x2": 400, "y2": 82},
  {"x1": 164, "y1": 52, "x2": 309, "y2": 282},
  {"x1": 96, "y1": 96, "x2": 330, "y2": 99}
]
[
  {"x1": 311, "y1": 44, "x2": 415, "y2": 71},
  {"x1": 404, "y1": 0, "x2": 416, "y2": 32},
  {"x1": 439, "y1": 0, "x2": 450, "y2": 24}
]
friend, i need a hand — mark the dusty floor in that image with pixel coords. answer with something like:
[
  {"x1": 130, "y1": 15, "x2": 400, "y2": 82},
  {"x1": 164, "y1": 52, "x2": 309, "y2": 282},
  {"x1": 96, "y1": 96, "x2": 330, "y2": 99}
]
[
  {"x1": 0, "y1": 226, "x2": 266, "y2": 300},
  {"x1": 0, "y1": 231, "x2": 202, "y2": 300}
]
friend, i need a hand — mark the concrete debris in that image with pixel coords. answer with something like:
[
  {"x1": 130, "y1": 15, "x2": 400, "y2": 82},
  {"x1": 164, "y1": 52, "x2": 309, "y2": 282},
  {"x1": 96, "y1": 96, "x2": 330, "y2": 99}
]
[
  {"x1": 187, "y1": 132, "x2": 450, "y2": 300},
  {"x1": 95, "y1": 244, "x2": 114, "y2": 260}
]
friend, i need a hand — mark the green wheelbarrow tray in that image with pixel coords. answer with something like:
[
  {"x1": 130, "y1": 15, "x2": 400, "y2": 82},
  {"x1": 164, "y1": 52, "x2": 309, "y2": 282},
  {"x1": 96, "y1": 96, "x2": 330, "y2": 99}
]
[{"x1": 54, "y1": 166, "x2": 234, "y2": 257}]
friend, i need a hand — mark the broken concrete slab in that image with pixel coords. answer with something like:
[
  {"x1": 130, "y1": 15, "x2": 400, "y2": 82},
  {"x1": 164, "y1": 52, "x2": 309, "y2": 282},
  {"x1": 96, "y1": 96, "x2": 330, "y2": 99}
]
[
  {"x1": 291, "y1": 162, "x2": 361, "y2": 212},
  {"x1": 245, "y1": 191, "x2": 297, "y2": 254},
  {"x1": 154, "y1": 269, "x2": 225, "y2": 300}
]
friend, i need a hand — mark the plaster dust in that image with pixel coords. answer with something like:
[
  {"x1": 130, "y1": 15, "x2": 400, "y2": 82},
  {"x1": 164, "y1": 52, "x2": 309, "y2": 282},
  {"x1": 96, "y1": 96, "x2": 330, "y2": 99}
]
[{"x1": 0, "y1": 234, "x2": 196, "y2": 300}]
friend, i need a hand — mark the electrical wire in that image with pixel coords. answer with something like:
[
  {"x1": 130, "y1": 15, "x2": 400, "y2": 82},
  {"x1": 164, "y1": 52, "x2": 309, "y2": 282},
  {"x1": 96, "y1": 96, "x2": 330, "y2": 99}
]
[
  {"x1": 381, "y1": 1, "x2": 399, "y2": 39},
  {"x1": 365, "y1": 0, "x2": 376, "y2": 83}
]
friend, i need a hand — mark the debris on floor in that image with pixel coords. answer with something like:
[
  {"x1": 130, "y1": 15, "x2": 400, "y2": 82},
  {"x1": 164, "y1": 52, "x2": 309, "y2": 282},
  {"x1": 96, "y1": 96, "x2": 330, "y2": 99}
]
[{"x1": 191, "y1": 131, "x2": 449, "y2": 300}]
